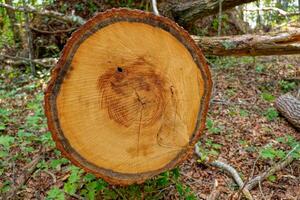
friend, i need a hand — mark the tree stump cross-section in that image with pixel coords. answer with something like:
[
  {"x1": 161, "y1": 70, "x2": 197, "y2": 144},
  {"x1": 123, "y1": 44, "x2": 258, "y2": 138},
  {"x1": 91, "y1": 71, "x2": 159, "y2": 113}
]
[{"x1": 45, "y1": 9, "x2": 212, "y2": 185}]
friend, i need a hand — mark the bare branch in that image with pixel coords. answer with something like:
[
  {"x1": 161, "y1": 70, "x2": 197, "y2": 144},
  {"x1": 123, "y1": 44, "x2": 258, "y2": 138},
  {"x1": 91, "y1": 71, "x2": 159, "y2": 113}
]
[
  {"x1": 195, "y1": 144, "x2": 254, "y2": 200},
  {"x1": 193, "y1": 30, "x2": 300, "y2": 56},
  {"x1": 245, "y1": 146, "x2": 298, "y2": 190},
  {"x1": 0, "y1": 3, "x2": 85, "y2": 25},
  {"x1": 244, "y1": 7, "x2": 300, "y2": 17},
  {"x1": 1, "y1": 54, "x2": 57, "y2": 68}
]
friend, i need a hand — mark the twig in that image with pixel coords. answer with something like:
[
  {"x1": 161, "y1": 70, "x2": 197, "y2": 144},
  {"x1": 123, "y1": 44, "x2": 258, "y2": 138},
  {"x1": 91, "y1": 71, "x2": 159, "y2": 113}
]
[
  {"x1": 6, "y1": 152, "x2": 43, "y2": 199},
  {"x1": 30, "y1": 26, "x2": 77, "y2": 34},
  {"x1": 245, "y1": 145, "x2": 298, "y2": 190},
  {"x1": 207, "y1": 179, "x2": 220, "y2": 200},
  {"x1": 42, "y1": 170, "x2": 57, "y2": 184},
  {"x1": 1, "y1": 54, "x2": 57, "y2": 68},
  {"x1": 258, "y1": 181, "x2": 267, "y2": 200},
  {"x1": 0, "y1": 3, "x2": 86, "y2": 25},
  {"x1": 244, "y1": 7, "x2": 300, "y2": 17},
  {"x1": 195, "y1": 144, "x2": 254, "y2": 200}
]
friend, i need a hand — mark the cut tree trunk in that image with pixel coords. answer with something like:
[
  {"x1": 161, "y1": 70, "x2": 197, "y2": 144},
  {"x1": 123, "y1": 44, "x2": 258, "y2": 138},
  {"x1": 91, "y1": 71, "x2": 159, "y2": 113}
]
[
  {"x1": 275, "y1": 94, "x2": 300, "y2": 130},
  {"x1": 45, "y1": 9, "x2": 212, "y2": 185},
  {"x1": 193, "y1": 30, "x2": 300, "y2": 56}
]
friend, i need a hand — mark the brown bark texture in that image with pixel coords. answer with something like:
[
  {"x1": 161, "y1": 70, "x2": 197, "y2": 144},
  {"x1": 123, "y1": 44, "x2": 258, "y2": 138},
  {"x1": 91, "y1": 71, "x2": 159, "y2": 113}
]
[
  {"x1": 275, "y1": 94, "x2": 300, "y2": 130},
  {"x1": 193, "y1": 30, "x2": 300, "y2": 56},
  {"x1": 170, "y1": 0, "x2": 256, "y2": 27}
]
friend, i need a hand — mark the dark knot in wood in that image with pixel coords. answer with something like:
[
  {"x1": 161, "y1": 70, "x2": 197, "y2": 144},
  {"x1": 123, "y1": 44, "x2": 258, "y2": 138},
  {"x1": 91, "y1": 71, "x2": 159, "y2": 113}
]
[{"x1": 98, "y1": 63, "x2": 168, "y2": 128}]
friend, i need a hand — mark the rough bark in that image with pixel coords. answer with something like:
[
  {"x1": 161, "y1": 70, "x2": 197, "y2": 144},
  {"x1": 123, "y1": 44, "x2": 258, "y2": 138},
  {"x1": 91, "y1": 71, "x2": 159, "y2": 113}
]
[
  {"x1": 275, "y1": 94, "x2": 300, "y2": 130},
  {"x1": 193, "y1": 30, "x2": 300, "y2": 56},
  {"x1": 170, "y1": 0, "x2": 256, "y2": 28}
]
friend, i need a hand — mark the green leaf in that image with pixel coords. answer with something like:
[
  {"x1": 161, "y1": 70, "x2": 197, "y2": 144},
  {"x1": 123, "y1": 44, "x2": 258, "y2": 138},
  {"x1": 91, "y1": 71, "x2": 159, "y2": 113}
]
[
  {"x1": 206, "y1": 118, "x2": 213, "y2": 129},
  {"x1": 239, "y1": 109, "x2": 249, "y2": 117},
  {"x1": 64, "y1": 182, "x2": 77, "y2": 195},
  {"x1": 0, "y1": 150, "x2": 8, "y2": 158},
  {"x1": 261, "y1": 148, "x2": 276, "y2": 159},
  {"x1": 86, "y1": 181, "x2": 99, "y2": 200},
  {"x1": 176, "y1": 183, "x2": 184, "y2": 196},
  {"x1": 255, "y1": 64, "x2": 265, "y2": 73},
  {"x1": 264, "y1": 108, "x2": 278, "y2": 121},
  {"x1": 267, "y1": 175, "x2": 276, "y2": 182},
  {"x1": 83, "y1": 173, "x2": 96, "y2": 182},
  {"x1": 0, "y1": 124, "x2": 5, "y2": 131},
  {"x1": 261, "y1": 93, "x2": 275, "y2": 102},
  {"x1": 46, "y1": 187, "x2": 65, "y2": 200},
  {"x1": 50, "y1": 158, "x2": 69, "y2": 170},
  {"x1": 157, "y1": 172, "x2": 169, "y2": 186},
  {"x1": 172, "y1": 167, "x2": 180, "y2": 180},
  {"x1": 0, "y1": 135, "x2": 14, "y2": 149}
]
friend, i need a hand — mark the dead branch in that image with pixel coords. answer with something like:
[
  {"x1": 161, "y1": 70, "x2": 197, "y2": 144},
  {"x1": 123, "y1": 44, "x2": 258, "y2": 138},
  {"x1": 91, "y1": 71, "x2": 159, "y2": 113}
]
[
  {"x1": 0, "y1": 3, "x2": 85, "y2": 25},
  {"x1": 193, "y1": 30, "x2": 300, "y2": 56},
  {"x1": 30, "y1": 26, "x2": 77, "y2": 34},
  {"x1": 6, "y1": 153, "x2": 43, "y2": 199},
  {"x1": 244, "y1": 7, "x2": 300, "y2": 17},
  {"x1": 195, "y1": 145, "x2": 254, "y2": 200},
  {"x1": 207, "y1": 179, "x2": 220, "y2": 200},
  {"x1": 1, "y1": 54, "x2": 57, "y2": 68},
  {"x1": 245, "y1": 145, "x2": 298, "y2": 190}
]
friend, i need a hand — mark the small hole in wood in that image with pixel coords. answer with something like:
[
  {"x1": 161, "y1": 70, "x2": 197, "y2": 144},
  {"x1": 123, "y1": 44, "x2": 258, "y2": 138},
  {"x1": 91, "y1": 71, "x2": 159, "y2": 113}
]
[{"x1": 117, "y1": 67, "x2": 123, "y2": 72}]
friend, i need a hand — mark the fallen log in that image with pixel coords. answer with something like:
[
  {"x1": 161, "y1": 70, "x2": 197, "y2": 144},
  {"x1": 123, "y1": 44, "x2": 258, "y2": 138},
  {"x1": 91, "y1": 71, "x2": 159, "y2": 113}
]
[
  {"x1": 1, "y1": 3, "x2": 300, "y2": 57},
  {"x1": 170, "y1": 0, "x2": 256, "y2": 28},
  {"x1": 2, "y1": 31, "x2": 300, "y2": 65},
  {"x1": 275, "y1": 94, "x2": 300, "y2": 130},
  {"x1": 193, "y1": 30, "x2": 300, "y2": 56}
]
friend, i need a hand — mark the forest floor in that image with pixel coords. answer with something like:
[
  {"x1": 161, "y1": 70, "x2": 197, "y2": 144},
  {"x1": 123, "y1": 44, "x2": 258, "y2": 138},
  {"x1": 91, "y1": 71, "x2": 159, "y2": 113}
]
[{"x1": 0, "y1": 55, "x2": 299, "y2": 200}]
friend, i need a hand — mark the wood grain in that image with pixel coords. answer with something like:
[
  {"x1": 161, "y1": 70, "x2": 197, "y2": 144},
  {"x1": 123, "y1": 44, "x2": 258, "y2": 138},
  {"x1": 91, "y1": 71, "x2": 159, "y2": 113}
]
[{"x1": 44, "y1": 9, "x2": 212, "y2": 185}]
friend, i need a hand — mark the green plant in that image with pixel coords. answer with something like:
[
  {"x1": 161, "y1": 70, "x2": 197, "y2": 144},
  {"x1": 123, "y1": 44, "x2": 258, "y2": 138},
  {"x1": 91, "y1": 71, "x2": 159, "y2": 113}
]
[
  {"x1": 197, "y1": 140, "x2": 222, "y2": 162},
  {"x1": 239, "y1": 109, "x2": 249, "y2": 117},
  {"x1": 278, "y1": 80, "x2": 296, "y2": 92},
  {"x1": 276, "y1": 135, "x2": 300, "y2": 159},
  {"x1": 264, "y1": 108, "x2": 278, "y2": 121},
  {"x1": 261, "y1": 92, "x2": 275, "y2": 102},
  {"x1": 267, "y1": 175, "x2": 277, "y2": 182},
  {"x1": 260, "y1": 147, "x2": 285, "y2": 160},
  {"x1": 255, "y1": 64, "x2": 266, "y2": 73},
  {"x1": 206, "y1": 118, "x2": 223, "y2": 134},
  {"x1": 64, "y1": 166, "x2": 84, "y2": 196},
  {"x1": 46, "y1": 187, "x2": 65, "y2": 200}
]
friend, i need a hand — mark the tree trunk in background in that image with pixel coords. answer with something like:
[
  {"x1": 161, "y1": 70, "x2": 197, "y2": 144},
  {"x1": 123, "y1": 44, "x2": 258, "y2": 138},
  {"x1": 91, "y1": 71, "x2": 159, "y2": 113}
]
[
  {"x1": 275, "y1": 94, "x2": 300, "y2": 130},
  {"x1": 168, "y1": 0, "x2": 256, "y2": 28},
  {"x1": 4, "y1": 0, "x2": 21, "y2": 45},
  {"x1": 193, "y1": 30, "x2": 300, "y2": 56}
]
